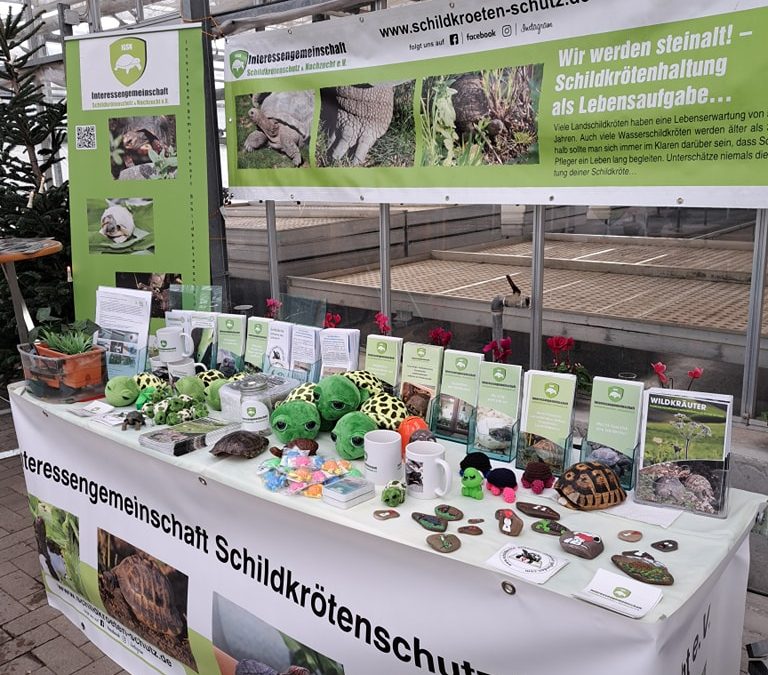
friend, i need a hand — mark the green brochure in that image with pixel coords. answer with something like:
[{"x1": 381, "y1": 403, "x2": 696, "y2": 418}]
[
  {"x1": 216, "y1": 314, "x2": 246, "y2": 377},
  {"x1": 364, "y1": 335, "x2": 402, "y2": 389},
  {"x1": 400, "y1": 342, "x2": 444, "y2": 421},
  {"x1": 244, "y1": 317, "x2": 272, "y2": 372},
  {"x1": 434, "y1": 350, "x2": 482, "y2": 443},
  {"x1": 469, "y1": 363, "x2": 522, "y2": 462}
]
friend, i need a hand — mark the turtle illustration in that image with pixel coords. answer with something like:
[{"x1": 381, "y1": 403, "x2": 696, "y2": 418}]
[
  {"x1": 584, "y1": 441, "x2": 634, "y2": 478},
  {"x1": 114, "y1": 54, "x2": 142, "y2": 74},
  {"x1": 102, "y1": 554, "x2": 184, "y2": 636},
  {"x1": 210, "y1": 431, "x2": 269, "y2": 459},
  {"x1": 236, "y1": 661, "x2": 309, "y2": 675},
  {"x1": 244, "y1": 91, "x2": 314, "y2": 167}
]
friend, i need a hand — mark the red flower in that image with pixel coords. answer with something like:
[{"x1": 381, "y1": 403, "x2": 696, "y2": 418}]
[
  {"x1": 483, "y1": 337, "x2": 511, "y2": 363},
  {"x1": 563, "y1": 337, "x2": 575, "y2": 351},
  {"x1": 687, "y1": 367, "x2": 703, "y2": 380},
  {"x1": 324, "y1": 312, "x2": 341, "y2": 329},
  {"x1": 429, "y1": 326, "x2": 453, "y2": 348},
  {"x1": 374, "y1": 312, "x2": 391, "y2": 336},
  {"x1": 546, "y1": 336, "x2": 568, "y2": 352},
  {"x1": 265, "y1": 297, "x2": 282, "y2": 319},
  {"x1": 651, "y1": 362, "x2": 669, "y2": 385}
]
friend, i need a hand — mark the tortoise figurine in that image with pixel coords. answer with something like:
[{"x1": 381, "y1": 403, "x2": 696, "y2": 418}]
[
  {"x1": 555, "y1": 461, "x2": 627, "y2": 511},
  {"x1": 102, "y1": 554, "x2": 184, "y2": 636},
  {"x1": 210, "y1": 431, "x2": 269, "y2": 459},
  {"x1": 121, "y1": 411, "x2": 146, "y2": 431},
  {"x1": 521, "y1": 461, "x2": 555, "y2": 494},
  {"x1": 486, "y1": 468, "x2": 517, "y2": 503}
]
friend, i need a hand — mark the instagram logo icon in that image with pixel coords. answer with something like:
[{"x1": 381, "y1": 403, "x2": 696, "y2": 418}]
[{"x1": 502, "y1": 24, "x2": 512, "y2": 37}]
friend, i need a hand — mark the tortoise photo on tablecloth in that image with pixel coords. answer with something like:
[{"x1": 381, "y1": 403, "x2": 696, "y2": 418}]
[{"x1": 97, "y1": 530, "x2": 197, "y2": 670}]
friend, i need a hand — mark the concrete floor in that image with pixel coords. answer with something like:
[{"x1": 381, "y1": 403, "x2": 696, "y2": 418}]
[{"x1": 0, "y1": 409, "x2": 765, "y2": 674}]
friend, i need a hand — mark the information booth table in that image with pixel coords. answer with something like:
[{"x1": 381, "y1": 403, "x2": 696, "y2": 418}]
[{"x1": 10, "y1": 383, "x2": 764, "y2": 675}]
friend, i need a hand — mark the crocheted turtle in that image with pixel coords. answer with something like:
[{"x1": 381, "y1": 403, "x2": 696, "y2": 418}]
[
  {"x1": 486, "y1": 468, "x2": 517, "y2": 503},
  {"x1": 521, "y1": 461, "x2": 555, "y2": 494}
]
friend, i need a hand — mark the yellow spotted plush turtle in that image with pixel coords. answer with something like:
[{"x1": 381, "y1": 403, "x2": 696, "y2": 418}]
[
  {"x1": 340, "y1": 370, "x2": 385, "y2": 401},
  {"x1": 360, "y1": 392, "x2": 408, "y2": 431},
  {"x1": 280, "y1": 382, "x2": 317, "y2": 406},
  {"x1": 134, "y1": 372, "x2": 164, "y2": 391},
  {"x1": 197, "y1": 369, "x2": 226, "y2": 388}
]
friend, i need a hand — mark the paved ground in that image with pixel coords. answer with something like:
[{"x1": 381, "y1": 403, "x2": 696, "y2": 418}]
[{"x1": 0, "y1": 408, "x2": 765, "y2": 674}]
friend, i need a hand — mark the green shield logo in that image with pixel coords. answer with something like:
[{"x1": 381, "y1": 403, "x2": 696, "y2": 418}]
[
  {"x1": 544, "y1": 382, "x2": 559, "y2": 399},
  {"x1": 229, "y1": 50, "x2": 249, "y2": 79},
  {"x1": 377, "y1": 341, "x2": 387, "y2": 354},
  {"x1": 493, "y1": 367, "x2": 505, "y2": 381},
  {"x1": 612, "y1": 587, "x2": 631, "y2": 599},
  {"x1": 607, "y1": 386, "x2": 624, "y2": 402},
  {"x1": 160, "y1": 340, "x2": 167, "y2": 348},
  {"x1": 417, "y1": 348, "x2": 427, "y2": 358},
  {"x1": 110, "y1": 37, "x2": 146, "y2": 86},
  {"x1": 226, "y1": 319, "x2": 234, "y2": 330},
  {"x1": 246, "y1": 406, "x2": 256, "y2": 418},
  {"x1": 253, "y1": 324, "x2": 262, "y2": 335},
  {"x1": 455, "y1": 357, "x2": 467, "y2": 371}
]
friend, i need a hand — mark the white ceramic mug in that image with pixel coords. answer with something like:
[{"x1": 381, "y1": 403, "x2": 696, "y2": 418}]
[
  {"x1": 156, "y1": 326, "x2": 194, "y2": 363},
  {"x1": 405, "y1": 440, "x2": 452, "y2": 499},
  {"x1": 364, "y1": 429, "x2": 404, "y2": 486},
  {"x1": 167, "y1": 357, "x2": 207, "y2": 379}
]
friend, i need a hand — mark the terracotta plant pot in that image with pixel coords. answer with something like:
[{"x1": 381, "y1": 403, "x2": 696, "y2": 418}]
[{"x1": 33, "y1": 343, "x2": 106, "y2": 390}]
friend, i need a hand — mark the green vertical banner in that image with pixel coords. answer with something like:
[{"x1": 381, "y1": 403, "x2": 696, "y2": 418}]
[{"x1": 66, "y1": 26, "x2": 211, "y2": 321}]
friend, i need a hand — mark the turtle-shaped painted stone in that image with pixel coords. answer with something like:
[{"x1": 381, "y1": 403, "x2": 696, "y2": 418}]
[
  {"x1": 555, "y1": 461, "x2": 626, "y2": 511},
  {"x1": 359, "y1": 392, "x2": 408, "y2": 430},
  {"x1": 210, "y1": 431, "x2": 269, "y2": 459},
  {"x1": 584, "y1": 441, "x2": 634, "y2": 478},
  {"x1": 102, "y1": 554, "x2": 184, "y2": 636},
  {"x1": 236, "y1": 661, "x2": 309, "y2": 675},
  {"x1": 611, "y1": 550, "x2": 674, "y2": 586}
]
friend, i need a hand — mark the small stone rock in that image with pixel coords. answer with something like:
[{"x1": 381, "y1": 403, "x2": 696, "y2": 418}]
[
  {"x1": 435, "y1": 504, "x2": 463, "y2": 521},
  {"x1": 531, "y1": 519, "x2": 569, "y2": 536},
  {"x1": 468, "y1": 518, "x2": 484, "y2": 524},
  {"x1": 611, "y1": 550, "x2": 674, "y2": 585},
  {"x1": 373, "y1": 509, "x2": 400, "y2": 520},
  {"x1": 651, "y1": 539, "x2": 678, "y2": 552},
  {"x1": 516, "y1": 501, "x2": 560, "y2": 520},
  {"x1": 412, "y1": 512, "x2": 448, "y2": 532},
  {"x1": 495, "y1": 508, "x2": 523, "y2": 536},
  {"x1": 618, "y1": 529, "x2": 643, "y2": 543},
  {"x1": 427, "y1": 533, "x2": 461, "y2": 554},
  {"x1": 559, "y1": 531, "x2": 604, "y2": 559},
  {"x1": 458, "y1": 525, "x2": 483, "y2": 536}
]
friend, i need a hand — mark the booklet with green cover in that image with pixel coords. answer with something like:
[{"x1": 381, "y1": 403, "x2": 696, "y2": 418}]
[
  {"x1": 469, "y1": 362, "x2": 522, "y2": 462},
  {"x1": 244, "y1": 317, "x2": 272, "y2": 372},
  {"x1": 400, "y1": 342, "x2": 444, "y2": 421},
  {"x1": 364, "y1": 334, "x2": 402, "y2": 389},
  {"x1": 216, "y1": 314, "x2": 246, "y2": 377},
  {"x1": 516, "y1": 370, "x2": 577, "y2": 475},
  {"x1": 434, "y1": 349, "x2": 482, "y2": 443}
]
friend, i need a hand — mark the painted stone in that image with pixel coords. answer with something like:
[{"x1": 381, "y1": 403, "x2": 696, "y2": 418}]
[
  {"x1": 611, "y1": 550, "x2": 675, "y2": 586},
  {"x1": 531, "y1": 519, "x2": 569, "y2": 536},
  {"x1": 559, "y1": 531, "x2": 604, "y2": 559},
  {"x1": 458, "y1": 525, "x2": 483, "y2": 536},
  {"x1": 618, "y1": 529, "x2": 643, "y2": 543},
  {"x1": 468, "y1": 518, "x2": 484, "y2": 524},
  {"x1": 516, "y1": 502, "x2": 560, "y2": 520},
  {"x1": 427, "y1": 533, "x2": 461, "y2": 554},
  {"x1": 412, "y1": 512, "x2": 448, "y2": 532},
  {"x1": 494, "y1": 508, "x2": 523, "y2": 536},
  {"x1": 435, "y1": 504, "x2": 464, "y2": 521},
  {"x1": 651, "y1": 539, "x2": 678, "y2": 552},
  {"x1": 373, "y1": 509, "x2": 400, "y2": 520}
]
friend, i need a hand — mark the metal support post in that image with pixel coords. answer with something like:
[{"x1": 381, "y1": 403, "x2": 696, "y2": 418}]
[
  {"x1": 529, "y1": 205, "x2": 545, "y2": 369},
  {"x1": 86, "y1": 0, "x2": 101, "y2": 31},
  {"x1": 134, "y1": 0, "x2": 145, "y2": 22},
  {"x1": 379, "y1": 204, "x2": 392, "y2": 320},
  {"x1": 266, "y1": 200, "x2": 280, "y2": 302},
  {"x1": 741, "y1": 209, "x2": 768, "y2": 420}
]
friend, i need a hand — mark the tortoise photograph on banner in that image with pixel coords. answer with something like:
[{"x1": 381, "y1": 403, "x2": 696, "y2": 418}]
[
  {"x1": 108, "y1": 115, "x2": 178, "y2": 180},
  {"x1": 86, "y1": 197, "x2": 155, "y2": 255},
  {"x1": 318, "y1": 80, "x2": 416, "y2": 167},
  {"x1": 420, "y1": 65, "x2": 543, "y2": 166},
  {"x1": 236, "y1": 90, "x2": 315, "y2": 168},
  {"x1": 97, "y1": 530, "x2": 198, "y2": 670}
]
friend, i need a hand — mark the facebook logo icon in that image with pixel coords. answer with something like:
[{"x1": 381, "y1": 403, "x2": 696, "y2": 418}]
[{"x1": 449, "y1": 33, "x2": 459, "y2": 46}]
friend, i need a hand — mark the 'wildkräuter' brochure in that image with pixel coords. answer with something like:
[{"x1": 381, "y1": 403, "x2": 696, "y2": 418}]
[
  {"x1": 244, "y1": 317, "x2": 272, "y2": 372},
  {"x1": 215, "y1": 314, "x2": 246, "y2": 377},
  {"x1": 265, "y1": 321, "x2": 293, "y2": 377},
  {"x1": 582, "y1": 376, "x2": 644, "y2": 489},
  {"x1": 635, "y1": 388, "x2": 732, "y2": 518},
  {"x1": 400, "y1": 342, "x2": 444, "y2": 421},
  {"x1": 517, "y1": 370, "x2": 577, "y2": 475},
  {"x1": 364, "y1": 334, "x2": 403, "y2": 389},
  {"x1": 469, "y1": 362, "x2": 522, "y2": 462},
  {"x1": 434, "y1": 349, "x2": 482, "y2": 443}
]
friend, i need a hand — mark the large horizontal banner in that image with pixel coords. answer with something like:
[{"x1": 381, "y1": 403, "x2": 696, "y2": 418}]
[
  {"x1": 225, "y1": 0, "x2": 768, "y2": 206},
  {"x1": 11, "y1": 390, "x2": 757, "y2": 674}
]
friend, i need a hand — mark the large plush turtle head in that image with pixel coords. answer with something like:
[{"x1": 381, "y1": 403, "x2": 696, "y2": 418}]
[
  {"x1": 314, "y1": 375, "x2": 362, "y2": 430},
  {"x1": 269, "y1": 400, "x2": 321, "y2": 444},
  {"x1": 105, "y1": 376, "x2": 140, "y2": 407},
  {"x1": 330, "y1": 411, "x2": 377, "y2": 460}
]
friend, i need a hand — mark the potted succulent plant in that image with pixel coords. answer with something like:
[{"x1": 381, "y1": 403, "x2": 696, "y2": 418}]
[{"x1": 18, "y1": 318, "x2": 107, "y2": 398}]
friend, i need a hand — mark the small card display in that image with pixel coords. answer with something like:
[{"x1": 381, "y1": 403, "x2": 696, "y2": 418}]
[
  {"x1": 485, "y1": 544, "x2": 569, "y2": 584},
  {"x1": 322, "y1": 477, "x2": 375, "y2": 509}
]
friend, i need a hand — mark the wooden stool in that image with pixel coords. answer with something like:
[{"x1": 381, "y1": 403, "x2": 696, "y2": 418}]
[{"x1": 0, "y1": 238, "x2": 63, "y2": 344}]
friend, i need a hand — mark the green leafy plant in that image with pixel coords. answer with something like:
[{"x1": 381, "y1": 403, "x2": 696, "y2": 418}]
[
  {"x1": 30, "y1": 314, "x2": 100, "y2": 355},
  {"x1": 149, "y1": 145, "x2": 178, "y2": 179}
]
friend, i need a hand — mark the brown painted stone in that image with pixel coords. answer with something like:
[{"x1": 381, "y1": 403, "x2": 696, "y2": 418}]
[
  {"x1": 618, "y1": 529, "x2": 643, "y2": 543},
  {"x1": 412, "y1": 512, "x2": 448, "y2": 532},
  {"x1": 427, "y1": 533, "x2": 461, "y2": 554},
  {"x1": 559, "y1": 531, "x2": 604, "y2": 559},
  {"x1": 530, "y1": 519, "x2": 569, "y2": 536},
  {"x1": 495, "y1": 509, "x2": 523, "y2": 536},
  {"x1": 468, "y1": 518, "x2": 484, "y2": 524},
  {"x1": 435, "y1": 504, "x2": 464, "y2": 521},
  {"x1": 516, "y1": 501, "x2": 560, "y2": 520},
  {"x1": 458, "y1": 525, "x2": 483, "y2": 536},
  {"x1": 611, "y1": 550, "x2": 674, "y2": 585},
  {"x1": 373, "y1": 509, "x2": 400, "y2": 520}
]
